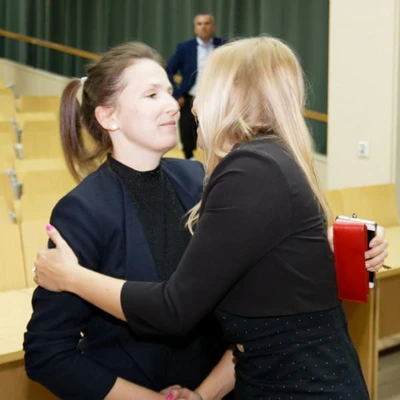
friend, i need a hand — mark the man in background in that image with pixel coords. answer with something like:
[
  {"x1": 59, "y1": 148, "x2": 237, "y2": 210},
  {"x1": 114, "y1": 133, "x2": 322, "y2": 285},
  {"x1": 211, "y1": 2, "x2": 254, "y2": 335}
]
[{"x1": 166, "y1": 13, "x2": 225, "y2": 159}]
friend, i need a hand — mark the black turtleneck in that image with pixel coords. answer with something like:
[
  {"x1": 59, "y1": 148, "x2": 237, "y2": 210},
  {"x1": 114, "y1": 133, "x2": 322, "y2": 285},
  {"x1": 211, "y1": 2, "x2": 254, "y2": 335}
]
[{"x1": 108, "y1": 156, "x2": 191, "y2": 281}]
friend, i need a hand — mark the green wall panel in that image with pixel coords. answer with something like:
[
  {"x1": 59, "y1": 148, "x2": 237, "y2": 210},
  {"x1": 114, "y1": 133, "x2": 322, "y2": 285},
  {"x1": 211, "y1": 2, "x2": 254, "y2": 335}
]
[{"x1": 0, "y1": 0, "x2": 328, "y2": 153}]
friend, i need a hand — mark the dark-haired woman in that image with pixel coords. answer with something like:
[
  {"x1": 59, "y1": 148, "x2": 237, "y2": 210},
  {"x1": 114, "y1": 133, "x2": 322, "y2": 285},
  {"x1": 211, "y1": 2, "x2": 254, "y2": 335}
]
[{"x1": 23, "y1": 42, "x2": 228, "y2": 400}]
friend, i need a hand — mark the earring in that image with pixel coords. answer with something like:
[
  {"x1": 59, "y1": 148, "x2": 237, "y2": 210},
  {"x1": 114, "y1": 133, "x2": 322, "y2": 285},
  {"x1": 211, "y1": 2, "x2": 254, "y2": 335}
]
[{"x1": 111, "y1": 124, "x2": 117, "y2": 130}]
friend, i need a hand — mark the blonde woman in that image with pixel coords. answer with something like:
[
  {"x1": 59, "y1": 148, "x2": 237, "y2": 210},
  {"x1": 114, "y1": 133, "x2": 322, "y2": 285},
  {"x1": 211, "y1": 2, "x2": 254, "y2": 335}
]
[{"x1": 33, "y1": 37, "x2": 386, "y2": 399}]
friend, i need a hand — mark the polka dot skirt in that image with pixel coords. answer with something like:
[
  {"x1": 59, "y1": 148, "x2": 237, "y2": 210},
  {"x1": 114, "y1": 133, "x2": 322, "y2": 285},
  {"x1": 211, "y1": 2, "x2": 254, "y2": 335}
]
[{"x1": 214, "y1": 305, "x2": 369, "y2": 399}]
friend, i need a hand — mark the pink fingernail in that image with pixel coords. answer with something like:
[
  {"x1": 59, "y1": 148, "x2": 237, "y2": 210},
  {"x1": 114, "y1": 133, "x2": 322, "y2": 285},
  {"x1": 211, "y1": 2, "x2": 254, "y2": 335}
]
[
  {"x1": 46, "y1": 224, "x2": 53, "y2": 231},
  {"x1": 167, "y1": 395, "x2": 174, "y2": 400}
]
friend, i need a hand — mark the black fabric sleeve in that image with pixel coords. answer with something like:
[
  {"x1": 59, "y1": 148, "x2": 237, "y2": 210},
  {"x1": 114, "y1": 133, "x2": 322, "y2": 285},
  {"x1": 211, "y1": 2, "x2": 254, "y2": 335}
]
[
  {"x1": 24, "y1": 195, "x2": 117, "y2": 400},
  {"x1": 121, "y1": 150, "x2": 292, "y2": 336}
]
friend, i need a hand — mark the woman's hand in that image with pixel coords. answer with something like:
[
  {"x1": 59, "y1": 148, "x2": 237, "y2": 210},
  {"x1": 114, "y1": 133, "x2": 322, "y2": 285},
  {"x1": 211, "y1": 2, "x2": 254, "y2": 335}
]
[
  {"x1": 365, "y1": 225, "x2": 389, "y2": 272},
  {"x1": 160, "y1": 385, "x2": 182, "y2": 399},
  {"x1": 33, "y1": 224, "x2": 80, "y2": 292},
  {"x1": 162, "y1": 387, "x2": 203, "y2": 400},
  {"x1": 328, "y1": 225, "x2": 388, "y2": 272}
]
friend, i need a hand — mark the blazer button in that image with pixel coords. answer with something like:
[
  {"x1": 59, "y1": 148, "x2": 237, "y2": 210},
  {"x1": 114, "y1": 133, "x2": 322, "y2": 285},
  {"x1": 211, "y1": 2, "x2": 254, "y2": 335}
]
[{"x1": 236, "y1": 343, "x2": 245, "y2": 352}]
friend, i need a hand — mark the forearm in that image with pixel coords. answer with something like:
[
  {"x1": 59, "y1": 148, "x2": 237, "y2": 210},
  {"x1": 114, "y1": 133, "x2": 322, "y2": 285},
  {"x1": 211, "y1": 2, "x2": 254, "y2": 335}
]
[
  {"x1": 195, "y1": 348, "x2": 235, "y2": 400},
  {"x1": 66, "y1": 266, "x2": 127, "y2": 322},
  {"x1": 105, "y1": 378, "x2": 165, "y2": 400}
]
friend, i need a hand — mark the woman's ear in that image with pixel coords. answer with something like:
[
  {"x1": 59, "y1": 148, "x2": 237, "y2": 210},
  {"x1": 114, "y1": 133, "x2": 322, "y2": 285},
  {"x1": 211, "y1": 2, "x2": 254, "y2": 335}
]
[{"x1": 95, "y1": 106, "x2": 119, "y2": 131}]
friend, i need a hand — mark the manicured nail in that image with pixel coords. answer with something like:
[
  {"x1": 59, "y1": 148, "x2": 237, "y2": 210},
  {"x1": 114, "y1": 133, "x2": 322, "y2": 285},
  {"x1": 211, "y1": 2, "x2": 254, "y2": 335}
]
[
  {"x1": 167, "y1": 395, "x2": 174, "y2": 400},
  {"x1": 46, "y1": 224, "x2": 53, "y2": 231},
  {"x1": 365, "y1": 263, "x2": 371, "y2": 269}
]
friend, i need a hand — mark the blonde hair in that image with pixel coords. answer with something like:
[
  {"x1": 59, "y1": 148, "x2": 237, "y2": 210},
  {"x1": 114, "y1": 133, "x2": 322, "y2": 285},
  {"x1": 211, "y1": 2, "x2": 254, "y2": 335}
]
[{"x1": 188, "y1": 36, "x2": 330, "y2": 231}]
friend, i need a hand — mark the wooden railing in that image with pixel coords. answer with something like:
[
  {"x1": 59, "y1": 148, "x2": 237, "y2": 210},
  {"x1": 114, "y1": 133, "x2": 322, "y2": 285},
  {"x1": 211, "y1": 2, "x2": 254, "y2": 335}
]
[
  {"x1": 0, "y1": 29, "x2": 328, "y2": 123},
  {"x1": 0, "y1": 29, "x2": 100, "y2": 61}
]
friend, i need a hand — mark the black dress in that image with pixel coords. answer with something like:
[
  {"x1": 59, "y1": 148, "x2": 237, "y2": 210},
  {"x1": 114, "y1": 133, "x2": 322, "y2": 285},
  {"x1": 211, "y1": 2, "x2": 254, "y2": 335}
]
[{"x1": 120, "y1": 137, "x2": 369, "y2": 399}]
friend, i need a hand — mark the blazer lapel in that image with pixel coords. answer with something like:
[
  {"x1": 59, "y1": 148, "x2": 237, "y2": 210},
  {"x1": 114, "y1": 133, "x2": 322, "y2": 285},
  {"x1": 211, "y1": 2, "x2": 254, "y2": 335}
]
[
  {"x1": 188, "y1": 39, "x2": 198, "y2": 87},
  {"x1": 162, "y1": 161, "x2": 201, "y2": 211}
]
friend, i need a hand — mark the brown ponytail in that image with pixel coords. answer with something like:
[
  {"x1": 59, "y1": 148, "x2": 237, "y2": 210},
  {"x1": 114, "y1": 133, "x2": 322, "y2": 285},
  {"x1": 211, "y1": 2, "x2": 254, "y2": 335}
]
[{"x1": 59, "y1": 42, "x2": 164, "y2": 182}]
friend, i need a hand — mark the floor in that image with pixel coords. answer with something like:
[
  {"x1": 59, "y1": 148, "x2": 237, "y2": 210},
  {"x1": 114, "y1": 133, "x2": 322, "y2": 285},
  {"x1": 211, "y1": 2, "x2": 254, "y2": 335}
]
[{"x1": 378, "y1": 346, "x2": 400, "y2": 399}]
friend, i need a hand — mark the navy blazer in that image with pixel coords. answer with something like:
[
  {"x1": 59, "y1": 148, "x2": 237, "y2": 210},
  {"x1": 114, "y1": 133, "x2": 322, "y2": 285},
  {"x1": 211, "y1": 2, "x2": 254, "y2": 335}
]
[
  {"x1": 24, "y1": 158, "x2": 224, "y2": 400},
  {"x1": 166, "y1": 37, "x2": 225, "y2": 99}
]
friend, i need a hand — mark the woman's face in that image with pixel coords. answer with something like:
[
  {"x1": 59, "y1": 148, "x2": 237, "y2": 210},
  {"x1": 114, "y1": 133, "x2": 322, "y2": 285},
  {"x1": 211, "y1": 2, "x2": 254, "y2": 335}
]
[{"x1": 112, "y1": 59, "x2": 180, "y2": 155}]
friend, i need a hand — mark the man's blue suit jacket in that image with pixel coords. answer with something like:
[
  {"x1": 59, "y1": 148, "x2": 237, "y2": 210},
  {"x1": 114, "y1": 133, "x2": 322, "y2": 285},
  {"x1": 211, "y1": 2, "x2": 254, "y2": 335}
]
[{"x1": 166, "y1": 37, "x2": 225, "y2": 99}]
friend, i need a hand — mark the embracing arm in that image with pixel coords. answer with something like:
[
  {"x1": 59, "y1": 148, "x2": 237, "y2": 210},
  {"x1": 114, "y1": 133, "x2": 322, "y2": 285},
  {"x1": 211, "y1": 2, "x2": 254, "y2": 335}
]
[
  {"x1": 194, "y1": 348, "x2": 235, "y2": 400},
  {"x1": 164, "y1": 349, "x2": 235, "y2": 400},
  {"x1": 36, "y1": 221, "x2": 388, "y2": 325},
  {"x1": 58, "y1": 256, "x2": 127, "y2": 322},
  {"x1": 106, "y1": 379, "x2": 165, "y2": 400},
  {"x1": 35, "y1": 225, "x2": 127, "y2": 321}
]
